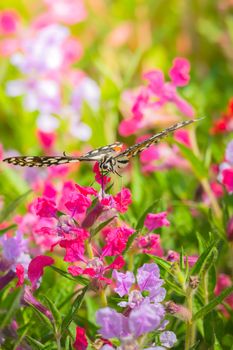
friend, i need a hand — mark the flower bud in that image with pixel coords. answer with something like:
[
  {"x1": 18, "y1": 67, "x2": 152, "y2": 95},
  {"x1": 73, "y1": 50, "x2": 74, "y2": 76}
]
[
  {"x1": 227, "y1": 216, "x2": 233, "y2": 241},
  {"x1": 189, "y1": 276, "x2": 200, "y2": 289},
  {"x1": 165, "y1": 301, "x2": 192, "y2": 322}
]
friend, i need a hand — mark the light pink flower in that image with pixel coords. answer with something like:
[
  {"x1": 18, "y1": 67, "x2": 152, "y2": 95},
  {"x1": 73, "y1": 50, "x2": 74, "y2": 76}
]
[
  {"x1": 144, "y1": 212, "x2": 170, "y2": 231},
  {"x1": 44, "y1": 0, "x2": 87, "y2": 25}
]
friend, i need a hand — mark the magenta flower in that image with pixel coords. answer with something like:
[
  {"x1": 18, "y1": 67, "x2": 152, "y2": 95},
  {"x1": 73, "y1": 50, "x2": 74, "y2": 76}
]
[
  {"x1": 73, "y1": 326, "x2": 88, "y2": 350},
  {"x1": 28, "y1": 255, "x2": 54, "y2": 290},
  {"x1": 0, "y1": 10, "x2": 20, "y2": 35},
  {"x1": 33, "y1": 197, "x2": 57, "y2": 218},
  {"x1": 102, "y1": 226, "x2": 135, "y2": 256},
  {"x1": 137, "y1": 234, "x2": 164, "y2": 257},
  {"x1": 218, "y1": 141, "x2": 233, "y2": 193},
  {"x1": 144, "y1": 212, "x2": 170, "y2": 231},
  {"x1": 119, "y1": 57, "x2": 194, "y2": 137},
  {"x1": 169, "y1": 58, "x2": 190, "y2": 87}
]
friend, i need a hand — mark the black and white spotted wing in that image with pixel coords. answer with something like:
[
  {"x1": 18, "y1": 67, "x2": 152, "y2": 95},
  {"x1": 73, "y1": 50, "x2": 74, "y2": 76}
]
[
  {"x1": 110, "y1": 119, "x2": 200, "y2": 172},
  {"x1": 3, "y1": 142, "x2": 123, "y2": 168}
]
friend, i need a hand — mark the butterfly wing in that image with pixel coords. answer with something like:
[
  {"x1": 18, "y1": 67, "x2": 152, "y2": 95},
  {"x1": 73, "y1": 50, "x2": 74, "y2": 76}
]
[
  {"x1": 2, "y1": 155, "x2": 83, "y2": 167},
  {"x1": 113, "y1": 119, "x2": 198, "y2": 166},
  {"x1": 80, "y1": 142, "x2": 123, "y2": 161},
  {"x1": 3, "y1": 142, "x2": 124, "y2": 167}
]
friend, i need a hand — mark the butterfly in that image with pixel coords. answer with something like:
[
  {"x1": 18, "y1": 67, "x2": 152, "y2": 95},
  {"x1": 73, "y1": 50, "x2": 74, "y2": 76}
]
[{"x1": 3, "y1": 119, "x2": 201, "y2": 175}]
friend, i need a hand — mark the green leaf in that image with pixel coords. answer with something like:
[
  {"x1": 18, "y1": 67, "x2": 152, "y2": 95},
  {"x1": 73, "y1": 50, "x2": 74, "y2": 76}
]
[
  {"x1": 43, "y1": 295, "x2": 62, "y2": 330},
  {"x1": 135, "y1": 199, "x2": 160, "y2": 230},
  {"x1": 175, "y1": 141, "x2": 208, "y2": 179},
  {"x1": 203, "y1": 312, "x2": 215, "y2": 346},
  {"x1": 0, "y1": 224, "x2": 17, "y2": 236},
  {"x1": 189, "y1": 341, "x2": 201, "y2": 350},
  {"x1": 193, "y1": 286, "x2": 233, "y2": 320},
  {"x1": 0, "y1": 190, "x2": 31, "y2": 223},
  {"x1": 25, "y1": 335, "x2": 46, "y2": 349},
  {"x1": 27, "y1": 303, "x2": 54, "y2": 331},
  {"x1": 0, "y1": 288, "x2": 22, "y2": 328},
  {"x1": 147, "y1": 255, "x2": 172, "y2": 274},
  {"x1": 50, "y1": 266, "x2": 89, "y2": 286},
  {"x1": 90, "y1": 216, "x2": 117, "y2": 238},
  {"x1": 190, "y1": 243, "x2": 218, "y2": 276},
  {"x1": 123, "y1": 231, "x2": 139, "y2": 254},
  {"x1": 61, "y1": 285, "x2": 89, "y2": 334},
  {"x1": 180, "y1": 246, "x2": 185, "y2": 270},
  {"x1": 13, "y1": 322, "x2": 31, "y2": 350}
]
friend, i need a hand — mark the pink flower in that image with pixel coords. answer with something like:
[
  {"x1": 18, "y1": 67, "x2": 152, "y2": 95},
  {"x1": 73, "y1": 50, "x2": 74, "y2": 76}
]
[
  {"x1": 102, "y1": 226, "x2": 135, "y2": 256},
  {"x1": 169, "y1": 57, "x2": 191, "y2": 87},
  {"x1": 59, "y1": 229, "x2": 89, "y2": 262},
  {"x1": 167, "y1": 250, "x2": 198, "y2": 267},
  {"x1": 93, "y1": 162, "x2": 111, "y2": 187},
  {"x1": 215, "y1": 273, "x2": 233, "y2": 316},
  {"x1": 144, "y1": 212, "x2": 170, "y2": 231},
  {"x1": 0, "y1": 10, "x2": 19, "y2": 35},
  {"x1": 174, "y1": 129, "x2": 191, "y2": 147},
  {"x1": 113, "y1": 188, "x2": 132, "y2": 213},
  {"x1": 73, "y1": 326, "x2": 88, "y2": 350},
  {"x1": 37, "y1": 130, "x2": 56, "y2": 150},
  {"x1": 15, "y1": 264, "x2": 24, "y2": 287},
  {"x1": 119, "y1": 57, "x2": 194, "y2": 137},
  {"x1": 137, "y1": 234, "x2": 164, "y2": 256},
  {"x1": 222, "y1": 168, "x2": 233, "y2": 193},
  {"x1": 33, "y1": 197, "x2": 57, "y2": 218},
  {"x1": 28, "y1": 255, "x2": 54, "y2": 290}
]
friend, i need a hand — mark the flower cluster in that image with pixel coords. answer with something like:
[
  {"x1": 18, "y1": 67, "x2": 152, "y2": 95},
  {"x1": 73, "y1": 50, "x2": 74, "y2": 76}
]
[
  {"x1": 119, "y1": 57, "x2": 194, "y2": 137},
  {"x1": 1, "y1": 3, "x2": 100, "y2": 145},
  {"x1": 96, "y1": 263, "x2": 177, "y2": 349}
]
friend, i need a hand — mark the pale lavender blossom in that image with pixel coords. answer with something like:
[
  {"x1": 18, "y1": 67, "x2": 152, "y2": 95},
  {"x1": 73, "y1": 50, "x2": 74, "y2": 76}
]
[
  {"x1": 225, "y1": 140, "x2": 233, "y2": 166},
  {"x1": 113, "y1": 263, "x2": 166, "y2": 308},
  {"x1": 0, "y1": 231, "x2": 30, "y2": 271},
  {"x1": 6, "y1": 77, "x2": 61, "y2": 115},
  {"x1": 10, "y1": 24, "x2": 70, "y2": 74},
  {"x1": 72, "y1": 77, "x2": 100, "y2": 112},
  {"x1": 96, "y1": 303, "x2": 165, "y2": 339},
  {"x1": 160, "y1": 331, "x2": 177, "y2": 348},
  {"x1": 112, "y1": 270, "x2": 135, "y2": 297}
]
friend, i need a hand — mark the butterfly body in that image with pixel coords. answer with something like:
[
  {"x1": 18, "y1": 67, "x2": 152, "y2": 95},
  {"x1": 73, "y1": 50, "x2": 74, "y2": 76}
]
[{"x1": 3, "y1": 119, "x2": 202, "y2": 174}]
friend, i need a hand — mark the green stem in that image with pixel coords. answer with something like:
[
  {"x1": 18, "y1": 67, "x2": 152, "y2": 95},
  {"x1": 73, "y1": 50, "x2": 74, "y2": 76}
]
[
  {"x1": 203, "y1": 272, "x2": 209, "y2": 305},
  {"x1": 55, "y1": 333, "x2": 61, "y2": 350},
  {"x1": 185, "y1": 288, "x2": 196, "y2": 349},
  {"x1": 86, "y1": 240, "x2": 94, "y2": 259},
  {"x1": 100, "y1": 289, "x2": 108, "y2": 307}
]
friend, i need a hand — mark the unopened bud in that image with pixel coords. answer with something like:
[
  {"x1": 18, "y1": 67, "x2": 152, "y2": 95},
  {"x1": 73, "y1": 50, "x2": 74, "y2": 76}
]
[
  {"x1": 227, "y1": 217, "x2": 233, "y2": 241},
  {"x1": 165, "y1": 301, "x2": 192, "y2": 322},
  {"x1": 189, "y1": 276, "x2": 200, "y2": 289}
]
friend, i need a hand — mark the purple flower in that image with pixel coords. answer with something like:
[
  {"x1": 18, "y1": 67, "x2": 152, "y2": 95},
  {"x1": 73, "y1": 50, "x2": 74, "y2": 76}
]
[
  {"x1": 113, "y1": 263, "x2": 166, "y2": 308},
  {"x1": 129, "y1": 303, "x2": 165, "y2": 337},
  {"x1": 226, "y1": 140, "x2": 233, "y2": 166},
  {"x1": 112, "y1": 270, "x2": 135, "y2": 297},
  {"x1": 96, "y1": 307, "x2": 129, "y2": 339},
  {"x1": 0, "y1": 231, "x2": 30, "y2": 271},
  {"x1": 96, "y1": 303, "x2": 165, "y2": 339},
  {"x1": 160, "y1": 331, "x2": 177, "y2": 348}
]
